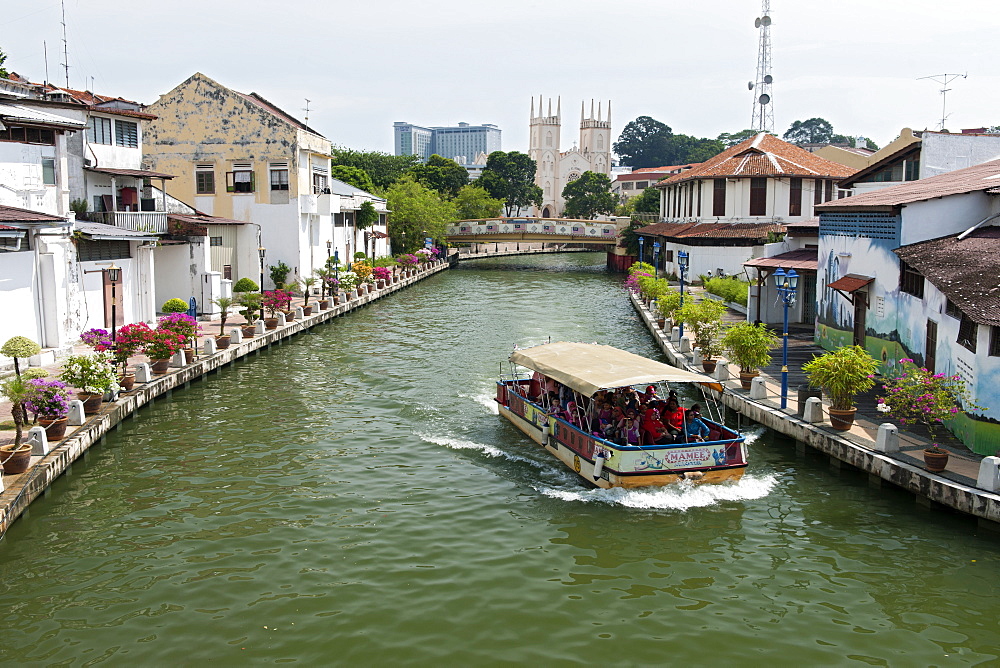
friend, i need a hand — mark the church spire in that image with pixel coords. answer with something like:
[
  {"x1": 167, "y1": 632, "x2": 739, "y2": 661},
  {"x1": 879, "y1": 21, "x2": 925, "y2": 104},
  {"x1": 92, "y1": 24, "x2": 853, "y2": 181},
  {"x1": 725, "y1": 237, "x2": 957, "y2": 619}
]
[
  {"x1": 598, "y1": 101, "x2": 602, "y2": 122},
  {"x1": 547, "y1": 97, "x2": 552, "y2": 117},
  {"x1": 530, "y1": 96, "x2": 535, "y2": 119},
  {"x1": 557, "y1": 96, "x2": 561, "y2": 119},
  {"x1": 590, "y1": 99, "x2": 595, "y2": 120},
  {"x1": 607, "y1": 99, "x2": 612, "y2": 126},
  {"x1": 581, "y1": 101, "x2": 585, "y2": 123}
]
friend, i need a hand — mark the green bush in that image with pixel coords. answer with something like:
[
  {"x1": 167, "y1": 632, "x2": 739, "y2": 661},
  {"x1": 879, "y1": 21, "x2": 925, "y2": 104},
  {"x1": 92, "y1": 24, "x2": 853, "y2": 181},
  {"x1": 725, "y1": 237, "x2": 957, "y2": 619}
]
[
  {"x1": 704, "y1": 276, "x2": 749, "y2": 307},
  {"x1": 161, "y1": 298, "x2": 189, "y2": 313},
  {"x1": 269, "y1": 261, "x2": 291, "y2": 289},
  {"x1": 628, "y1": 261, "x2": 655, "y2": 276},
  {"x1": 232, "y1": 277, "x2": 259, "y2": 293}
]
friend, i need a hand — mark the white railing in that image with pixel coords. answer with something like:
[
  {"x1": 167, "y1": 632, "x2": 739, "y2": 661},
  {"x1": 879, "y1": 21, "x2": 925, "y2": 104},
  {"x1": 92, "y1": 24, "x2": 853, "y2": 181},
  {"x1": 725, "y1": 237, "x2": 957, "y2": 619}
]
[
  {"x1": 85, "y1": 211, "x2": 167, "y2": 234},
  {"x1": 446, "y1": 219, "x2": 618, "y2": 239}
]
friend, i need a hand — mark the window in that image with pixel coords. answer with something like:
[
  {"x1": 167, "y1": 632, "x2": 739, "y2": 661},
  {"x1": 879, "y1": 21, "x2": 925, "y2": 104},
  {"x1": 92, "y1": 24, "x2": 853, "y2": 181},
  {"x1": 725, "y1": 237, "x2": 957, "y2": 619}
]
[
  {"x1": 713, "y1": 179, "x2": 726, "y2": 216},
  {"x1": 87, "y1": 117, "x2": 112, "y2": 145},
  {"x1": 114, "y1": 120, "x2": 138, "y2": 148},
  {"x1": 226, "y1": 165, "x2": 255, "y2": 193},
  {"x1": 42, "y1": 158, "x2": 56, "y2": 185},
  {"x1": 825, "y1": 180, "x2": 834, "y2": 202},
  {"x1": 905, "y1": 158, "x2": 920, "y2": 181},
  {"x1": 270, "y1": 169, "x2": 289, "y2": 191},
  {"x1": 686, "y1": 181, "x2": 694, "y2": 217},
  {"x1": 749, "y1": 177, "x2": 767, "y2": 216},
  {"x1": 945, "y1": 299, "x2": 961, "y2": 318},
  {"x1": 622, "y1": 182, "x2": 634, "y2": 190},
  {"x1": 696, "y1": 181, "x2": 702, "y2": 217},
  {"x1": 814, "y1": 178, "x2": 823, "y2": 206},
  {"x1": 957, "y1": 314, "x2": 978, "y2": 353},
  {"x1": 788, "y1": 177, "x2": 802, "y2": 216},
  {"x1": 76, "y1": 239, "x2": 131, "y2": 261},
  {"x1": 196, "y1": 167, "x2": 215, "y2": 194},
  {"x1": 312, "y1": 171, "x2": 329, "y2": 194},
  {"x1": 664, "y1": 250, "x2": 674, "y2": 262},
  {"x1": 899, "y1": 260, "x2": 924, "y2": 298},
  {"x1": 635, "y1": 181, "x2": 649, "y2": 189},
  {"x1": 210, "y1": 236, "x2": 223, "y2": 247},
  {"x1": 991, "y1": 327, "x2": 1000, "y2": 357}
]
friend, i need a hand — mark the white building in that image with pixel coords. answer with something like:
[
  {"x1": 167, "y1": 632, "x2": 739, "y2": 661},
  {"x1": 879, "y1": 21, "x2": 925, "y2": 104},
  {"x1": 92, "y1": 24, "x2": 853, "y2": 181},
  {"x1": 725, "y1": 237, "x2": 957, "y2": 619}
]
[{"x1": 528, "y1": 97, "x2": 612, "y2": 217}]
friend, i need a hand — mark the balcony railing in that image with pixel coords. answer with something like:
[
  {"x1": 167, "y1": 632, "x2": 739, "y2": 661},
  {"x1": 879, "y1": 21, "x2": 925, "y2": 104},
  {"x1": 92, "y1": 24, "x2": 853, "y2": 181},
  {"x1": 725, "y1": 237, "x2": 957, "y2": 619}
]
[{"x1": 83, "y1": 211, "x2": 168, "y2": 234}]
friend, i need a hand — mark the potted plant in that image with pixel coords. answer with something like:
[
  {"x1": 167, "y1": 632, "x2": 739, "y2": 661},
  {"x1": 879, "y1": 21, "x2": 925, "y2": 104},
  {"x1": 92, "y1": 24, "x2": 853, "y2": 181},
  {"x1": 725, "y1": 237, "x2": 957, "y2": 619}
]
[
  {"x1": 1, "y1": 374, "x2": 33, "y2": 471},
  {"x1": 232, "y1": 277, "x2": 259, "y2": 294},
  {"x1": 877, "y1": 358, "x2": 984, "y2": 472},
  {"x1": 656, "y1": 289, "x2": 681, "y2": 331},
  {"x1": 677, "y1": 299, "x2": 728, "y2": 373},
  {"x1": 300, "y1": 277, "x2": 316, "y2": 315},
  {"x1": 372, "y1": 266, "x2": 392, "y2": 290},
  {"x1": 269, "y1": 261, "x2": 291, "y2": 289},
  {"x1": 161, "y1": 298, "x2": 189, "y2": 314},
  {"x1": 114, "y1": 322, "x2": 152, "y2": 390},
  {"x1": 802, "y1": 345, "x2": 880, "y2": 430},
  {"x1": 212, "y1": 297, "x2": 235, "y2": 349},
  {"x1": 158, "y1": 313, "x2": 200, "y2": 364},
  {"x1": 2, "y1": 335, "x2": 42, "y2": 378},
  {"x1": 59, "y1": 353, "x2": 118, "y2": 414},
  {"x1": 145, "y1": 330, "x2": 185, "y2": 373},
  {"x1": 721, "y1": 322, "x2": 779, "y2": 390},
  {"x1": 262, "y1": 289, "x2": 291, "y2": 328},
  {"x1": 238, "y1": 292, "x2": 262, "y2": 336},
  {"x1": 338, "y1": 273, "x2": 359, "y2": 300},
  {"x1": 24, "y1": 378, "x2": 72, "y2": 440},
  {"x1": 314, "y1": 268, "x2": 333, "y2": 308}
]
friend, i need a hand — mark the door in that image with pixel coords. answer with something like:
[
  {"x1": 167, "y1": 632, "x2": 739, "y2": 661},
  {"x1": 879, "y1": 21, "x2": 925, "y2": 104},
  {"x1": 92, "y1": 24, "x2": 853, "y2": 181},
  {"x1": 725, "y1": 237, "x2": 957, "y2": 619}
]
[
  {"x1": 925, "y1": 319, "x2": 938, "y2": 374},
  {"x1": 853, "y1": 293, "x2": 867, "y2": 347},
  {"x1": 102, "y1": 270, "x2": 125, "y2": 329},
  {"x1": 802, "y1": 274, "x2": 817, "y2": 324}
]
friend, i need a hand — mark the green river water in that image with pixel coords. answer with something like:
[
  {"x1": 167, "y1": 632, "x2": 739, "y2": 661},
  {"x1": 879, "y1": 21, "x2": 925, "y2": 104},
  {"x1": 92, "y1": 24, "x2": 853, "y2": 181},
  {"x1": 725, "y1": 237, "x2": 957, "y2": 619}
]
[{"x1": 1, "y1": 253, "x2": 999, "y2": 666}]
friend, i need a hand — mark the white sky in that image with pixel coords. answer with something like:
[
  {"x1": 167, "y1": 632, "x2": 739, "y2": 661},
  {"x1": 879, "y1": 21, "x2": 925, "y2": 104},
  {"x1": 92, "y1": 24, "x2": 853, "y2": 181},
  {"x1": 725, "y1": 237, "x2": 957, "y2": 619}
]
[{"x1": 4, "y1": 0, "x2": 999, "y2": 155}]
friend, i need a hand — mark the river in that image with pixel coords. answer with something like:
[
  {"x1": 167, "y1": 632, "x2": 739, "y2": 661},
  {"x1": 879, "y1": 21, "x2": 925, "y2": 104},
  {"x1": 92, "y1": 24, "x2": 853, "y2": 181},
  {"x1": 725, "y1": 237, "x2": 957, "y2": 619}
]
[{"x1": 1, "y1": 252, "x2": 998, "y2": 665}]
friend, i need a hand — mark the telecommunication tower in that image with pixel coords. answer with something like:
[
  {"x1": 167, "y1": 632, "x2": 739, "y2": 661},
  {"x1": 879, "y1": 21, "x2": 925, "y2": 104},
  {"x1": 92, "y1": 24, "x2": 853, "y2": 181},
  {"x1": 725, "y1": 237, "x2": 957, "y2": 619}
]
[{"x1": 748, "y1": 1, "x2": 774, "y2": 133}]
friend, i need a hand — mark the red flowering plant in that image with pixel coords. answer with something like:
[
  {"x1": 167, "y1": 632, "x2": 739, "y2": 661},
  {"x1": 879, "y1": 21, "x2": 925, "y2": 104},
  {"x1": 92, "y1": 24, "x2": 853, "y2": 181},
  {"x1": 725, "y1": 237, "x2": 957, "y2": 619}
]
[
  {"x1": 144, "y1": 329, "x2": 185, "y2": 361},
  {"x1": 372, "y1": 266, "x2": 392, "y2": 282},
  {"x1": 112, "y1": 322, "x2": 153, "y2": 373},
  {"x1": 877, "y1": 358, "x2": 986, "y2": 453},
  {"x1": 262, "y1": 289, "x2": 292, "y2": 318},
  {"x1": 157, "y1": 313, "x2": 200, "y2": 348}
]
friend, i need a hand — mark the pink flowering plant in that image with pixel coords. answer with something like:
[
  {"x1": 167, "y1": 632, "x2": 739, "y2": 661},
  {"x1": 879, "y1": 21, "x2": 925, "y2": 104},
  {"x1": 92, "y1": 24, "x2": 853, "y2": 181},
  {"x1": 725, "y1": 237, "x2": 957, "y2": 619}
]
[
  {"x1": 372, "y1": 266, "x2": 392, "y2": 282},
  {"x1": 624, "y1": 271, "x2": 652, "y2": 294},
  {"x1": 415, "y1": 248, "x2": 434, "y2": 263},
  {"x1": 81, "y1": 328, "x2": 113, "y2": 352},
  {"x1": 877, "y1": 358, "x2": 986, "y2": 453},
  {"x1": 262, "y1": 289, "x2": 293, "y2": 317},
  {"x1": 157, "y1": 313, "x2": 200, "y2": 346},
  {"x1": 113, "y1": 322, "x2": 153, "y2": 372},
  {"x1": 396, "y1": 254, "x2": 419, "y2": 267}
]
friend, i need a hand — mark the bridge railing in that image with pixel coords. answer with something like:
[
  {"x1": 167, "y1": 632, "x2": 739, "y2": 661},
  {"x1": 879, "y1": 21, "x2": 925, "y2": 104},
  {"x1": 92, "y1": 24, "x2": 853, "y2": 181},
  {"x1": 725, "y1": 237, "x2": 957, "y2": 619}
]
[{"x1": 446, "y1": 218, "x2": 618, "y2": 239}]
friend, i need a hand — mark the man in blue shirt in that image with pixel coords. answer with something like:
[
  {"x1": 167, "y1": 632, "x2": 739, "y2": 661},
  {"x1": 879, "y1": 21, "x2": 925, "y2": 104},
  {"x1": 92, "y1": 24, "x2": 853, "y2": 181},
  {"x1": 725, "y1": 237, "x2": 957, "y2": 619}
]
[{"x1": 681, "y1": 404, "x2": 710, "y2": 442}]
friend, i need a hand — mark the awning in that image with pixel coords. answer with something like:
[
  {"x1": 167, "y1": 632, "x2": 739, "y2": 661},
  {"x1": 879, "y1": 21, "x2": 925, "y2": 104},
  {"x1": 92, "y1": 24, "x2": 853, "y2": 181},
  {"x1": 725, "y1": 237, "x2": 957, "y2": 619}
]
[
  {"x1": 371, "y1": 230, "x2": 389, "y2": 239},
  {"x1": 0, "y1": 102, "x2": 86, "y2": 129},
  {"x1": 744, "y1": 249, "x2": 818, "y2": 272},
  {"x1": 75, "y1": 221, "x2": 159, "y2": 242},
  {"x1": 509, "y1": 341, "x2": 714, "y2": 398},
  {"x1": 85, "y1": 167, "x2": 175, "y2": 180},
  {"x1": 827, "y1": 274, "x2": 874, "y2": 292},
  {"x1": 0, "y1": 205, "x2": 71, "y2": 227}
]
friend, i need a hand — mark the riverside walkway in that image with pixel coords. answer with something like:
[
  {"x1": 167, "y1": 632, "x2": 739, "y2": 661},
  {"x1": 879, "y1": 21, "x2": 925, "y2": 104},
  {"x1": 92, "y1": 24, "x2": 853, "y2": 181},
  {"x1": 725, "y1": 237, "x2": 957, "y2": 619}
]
[
  {"x1": 630, "y1": 291, "x2": 1000, "y2": 529},
  {"x1": 0, "y1": 261, "x2": 450, "y2": 534}
]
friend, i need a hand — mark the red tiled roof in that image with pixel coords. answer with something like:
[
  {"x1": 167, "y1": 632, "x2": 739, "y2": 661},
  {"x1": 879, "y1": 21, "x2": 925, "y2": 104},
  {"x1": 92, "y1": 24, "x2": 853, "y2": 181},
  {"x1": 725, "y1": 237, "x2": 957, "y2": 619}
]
[
  {"x1": 0, "y1": 205, "x2": 67, "y2": 224},
  {"x1": 38, "y1": 84, "x2": 157, "y2": 120},
  {"x1": 827, "y1": 274, "x2": 874, "y2": 292},
  {"x1": 86, "y1": 167, "x2": 175, "y2": 179},
  {"x1": 894, "y1": 227, "x2": 1000, "y2": 326},
  {"x1": 640, "y1": 220, "x2": 783, "y2": 241},
  {"x1": 657, "y1": 133, "x2": 856, "y2": 187},
  {"x1": 168, "y1": 213, "x2": 246, "y2": 226},
  {"x1": 819, "y1": 158, "x2": 1000, "y2": 210},
  {"x1": 744, "y1": 248, "x2": 818, "y2": 272},
  {"x1": 235, "y1": 91, "x2": 323, "y2": 137},
  {"x1": 618, "y1": 164, "x2": 701, "y2": 180}
]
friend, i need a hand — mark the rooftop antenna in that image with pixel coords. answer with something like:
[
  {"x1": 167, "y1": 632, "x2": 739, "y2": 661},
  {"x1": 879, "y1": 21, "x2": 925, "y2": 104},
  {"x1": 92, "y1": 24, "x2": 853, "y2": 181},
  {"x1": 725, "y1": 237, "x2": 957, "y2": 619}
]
[
  {"x1": 917, "y1": 73, "x2": 967, "y2": 131},
  {"x1": 60, "y1": 0, "x2": 69, "y2": 88},
  {"x1": 43, "y1": 40, "x2": 50, "y2": 85},
  {"x1": 303, "y1": 99, "x2": 311, "y2": 126},
  {"x1": 749, "y1": 0, "x2": 774, "y2": 133}
]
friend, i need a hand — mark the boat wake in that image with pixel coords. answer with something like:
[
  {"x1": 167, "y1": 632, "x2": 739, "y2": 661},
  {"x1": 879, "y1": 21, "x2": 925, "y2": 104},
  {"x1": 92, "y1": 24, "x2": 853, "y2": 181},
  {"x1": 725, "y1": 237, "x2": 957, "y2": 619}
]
[
  {"x1": 460, "y1": 391, "x2": 499, "y2": 415},
  {"x1": 419, "y1": 433, "x2": 547, "y2": 470},
  {"x1": 535, "y1": 473, "x2": 778, "y2": 510}
]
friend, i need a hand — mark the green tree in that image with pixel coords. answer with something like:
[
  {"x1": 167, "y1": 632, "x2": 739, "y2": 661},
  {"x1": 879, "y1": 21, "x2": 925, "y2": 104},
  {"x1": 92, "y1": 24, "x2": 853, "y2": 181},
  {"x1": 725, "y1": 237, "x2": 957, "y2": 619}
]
[
  {"x1": 477, "y1": 151, "x2": 542, "y2": 216},
  {"x1": 330, "y1": 147, "x2": 420, "y2": 190},
  {"x1": 385, "y1": 175, "x2": 456, "y2": 253},
  {"x1": 454, "y1": 184, "x2": 503, "y2": 220},
  {"x1": 562, "y1": 171, "x2": 616, "y2": 219},
  {"x1": 355, "y1": 200, "x2": 380, "y2": 259},
  {"x1": 716, "y1": 129, "x2": 760, "y2": 147},
  {"x1": 783, "y1": 118, "x2": 834, "y2": 145},
  {"x1": 663, "y1": 134, "x2": 725, "y2": 163},
  {"x1": 631, "y1": 187, "x2": 661, "y2": 214},
  {"x1": 408, "y1": 154, "x2": 469, "y2": 198},
  {"x1": 0, "y1": 48, "x2": 8, "y2": 79},
  {"x1": 614, "y1": 116, "x2": 674, "y2": 168},
  {"x1": 330, "y1": 165, "x2": 375, "y2": 192}
]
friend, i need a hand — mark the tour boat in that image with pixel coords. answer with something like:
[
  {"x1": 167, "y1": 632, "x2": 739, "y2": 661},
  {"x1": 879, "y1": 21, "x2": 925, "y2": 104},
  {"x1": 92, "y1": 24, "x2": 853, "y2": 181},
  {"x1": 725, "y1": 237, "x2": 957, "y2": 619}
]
[{"x1": 496, "y1": 341, "x2": 748, "y2": 488}]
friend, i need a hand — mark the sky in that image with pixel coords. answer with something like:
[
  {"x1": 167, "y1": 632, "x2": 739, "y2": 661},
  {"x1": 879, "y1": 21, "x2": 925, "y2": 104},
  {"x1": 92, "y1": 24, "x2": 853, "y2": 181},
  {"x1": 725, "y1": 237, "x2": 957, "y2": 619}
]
[{"x1": 4, "y1": 0, "x2": 1000, "y2": 156}]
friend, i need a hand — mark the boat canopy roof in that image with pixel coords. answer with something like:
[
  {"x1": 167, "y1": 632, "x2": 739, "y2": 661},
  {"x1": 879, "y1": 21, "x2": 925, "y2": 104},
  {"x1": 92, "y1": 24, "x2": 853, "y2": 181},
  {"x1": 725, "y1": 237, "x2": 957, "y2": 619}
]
[{"x1": 509, "y1": 341, "x2": 715, "y2": 398}]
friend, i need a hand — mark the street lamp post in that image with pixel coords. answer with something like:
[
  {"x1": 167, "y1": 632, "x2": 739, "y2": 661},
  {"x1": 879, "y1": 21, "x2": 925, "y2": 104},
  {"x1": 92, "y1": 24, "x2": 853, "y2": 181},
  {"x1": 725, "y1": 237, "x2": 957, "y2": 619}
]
[
  {"x1": 107, "y1": 263, "x2": 120, "y2": 343},
  {"x1": 652, "y1": 242, "x2": 661, "y2": 279},
  {"x1": 325, "y1": 240, "x2": 332, "y2": 299},
  {"x1": 773, "y1": 267, "x2": 799, "y2": 410},
  {"x1": 677, "y1": 250, "x2": 689, "y2": 339},
  {"x1": 638, "y1": 236, "x2": 645, "y2": 265},
  {"x1": 258, "y1": 246, "x2": 267, "y2": 321}
]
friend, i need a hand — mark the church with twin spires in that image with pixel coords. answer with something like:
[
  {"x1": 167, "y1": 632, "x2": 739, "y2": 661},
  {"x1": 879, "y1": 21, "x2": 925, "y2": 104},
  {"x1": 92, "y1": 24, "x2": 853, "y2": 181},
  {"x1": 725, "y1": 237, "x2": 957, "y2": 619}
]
[{"x1": 528, "y1": 96, "x2": 612, "y2": 218}]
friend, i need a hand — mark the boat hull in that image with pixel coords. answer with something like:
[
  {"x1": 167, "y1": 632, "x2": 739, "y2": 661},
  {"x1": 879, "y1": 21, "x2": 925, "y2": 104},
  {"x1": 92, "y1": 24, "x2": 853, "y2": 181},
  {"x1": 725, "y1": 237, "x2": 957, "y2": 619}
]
[{"x1": 497, "y1": 381, "x2": 747, "y2": 489}]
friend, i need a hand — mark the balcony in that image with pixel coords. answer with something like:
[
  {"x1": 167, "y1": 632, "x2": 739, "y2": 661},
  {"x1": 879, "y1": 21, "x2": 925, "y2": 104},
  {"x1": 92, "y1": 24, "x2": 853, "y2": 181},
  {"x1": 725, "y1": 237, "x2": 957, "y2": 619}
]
[{"x1": 83, "y1": 211, "x2": 168, "y2": 234}]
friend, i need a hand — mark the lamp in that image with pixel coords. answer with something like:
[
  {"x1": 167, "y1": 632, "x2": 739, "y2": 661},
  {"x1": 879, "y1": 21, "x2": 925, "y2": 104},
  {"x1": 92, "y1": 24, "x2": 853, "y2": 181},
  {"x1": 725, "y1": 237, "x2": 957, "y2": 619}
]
[
  {"x1": 774, "y1": 268, "x2": 798, "y2": 409},
  {"x1": 638, "y1": 235, "x2": 645, "y2": 265},
  {"x1": 258, "y1": 247, "x2": 267, "y2": 321},
  {"x1": 652, "y1": 242, "x2": 661, "y2": 279},
  {"x1": 107, "y1": 263, "x2": 120, "y2": 343},
  {"x1": 677, "y1": 250, "x2": 689, "y2": 339}
]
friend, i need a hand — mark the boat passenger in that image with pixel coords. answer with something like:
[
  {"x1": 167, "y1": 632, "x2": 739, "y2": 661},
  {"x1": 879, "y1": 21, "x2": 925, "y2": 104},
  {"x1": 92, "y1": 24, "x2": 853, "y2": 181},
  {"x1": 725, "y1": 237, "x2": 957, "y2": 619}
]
[
  {"x1": 641, "y1": 385, "x2": 658, "y2": 403},
  {"x1": 620, "y1": 410, "x2": 641, "y2": 445},
  {"x1": 661, "y1": 397, "x2": 685, "y2": 436},
  {"x1": 681, "y1": 404, "x2": 711, "y2": 442},
  {"x1": 641, "y1": 403, "x2": 668, "y2": 445}
]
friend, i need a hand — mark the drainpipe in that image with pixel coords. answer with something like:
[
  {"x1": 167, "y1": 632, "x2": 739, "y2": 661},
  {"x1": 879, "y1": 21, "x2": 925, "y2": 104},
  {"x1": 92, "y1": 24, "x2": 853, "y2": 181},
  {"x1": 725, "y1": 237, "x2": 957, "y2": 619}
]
[{"x1": 956, "y1": 211, "x2": 1000, "y2": 240}]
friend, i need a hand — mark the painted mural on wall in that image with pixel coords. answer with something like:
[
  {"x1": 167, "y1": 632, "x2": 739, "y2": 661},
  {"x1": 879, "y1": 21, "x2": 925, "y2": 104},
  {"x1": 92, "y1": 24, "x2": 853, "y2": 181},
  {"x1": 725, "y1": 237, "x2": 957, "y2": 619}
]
[{"x1": 816, "y1": 212, "x2": 998, "y2": 454}]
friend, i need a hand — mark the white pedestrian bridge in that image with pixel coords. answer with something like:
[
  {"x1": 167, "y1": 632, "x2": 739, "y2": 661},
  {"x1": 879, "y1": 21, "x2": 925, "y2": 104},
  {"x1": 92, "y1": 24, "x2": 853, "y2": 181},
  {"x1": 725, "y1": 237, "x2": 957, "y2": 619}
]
[{"x1": 445, "y1": 218, "x2": 620, "y2": 245}]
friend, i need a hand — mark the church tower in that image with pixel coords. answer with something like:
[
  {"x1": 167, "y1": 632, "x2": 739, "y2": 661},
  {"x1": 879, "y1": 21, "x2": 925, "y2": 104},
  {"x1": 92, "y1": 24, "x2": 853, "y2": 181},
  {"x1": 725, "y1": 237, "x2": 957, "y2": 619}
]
[
  {"x1": 580, "y1": 99, "x2": 612, "y2": 178},
  {"x1": 529, "y1": 95, "x2": 560, "y2": 217}
]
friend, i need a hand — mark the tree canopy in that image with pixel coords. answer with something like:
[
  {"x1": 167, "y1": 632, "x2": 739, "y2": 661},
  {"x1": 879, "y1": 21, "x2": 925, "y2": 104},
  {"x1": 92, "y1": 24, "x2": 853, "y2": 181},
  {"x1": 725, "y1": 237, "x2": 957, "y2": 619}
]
[
  {"x1": 408, "y1": 154, "x2": 469, "y2": 198},
  {"x1": 716, "y1": 129, "x2": 763, "y2": 147},
  {"x1": 614, "y1": 116, "x2": 725, "y2": 168},
  {"x1": 782, "y1": 118, "x2": 834, "y2": 145},
  {"x1": 454, "y1": 184, "x2": 503, "y2": 220},
  {"x1": 330, "y1": 148, "x2": 420, "y2": 190},
  {"x1": 385, "y1": 175, "x2": 456, "y2": 253},
  {"x1": 0, "y1": 48, "x2": 8, "y2": 79},
  {"x1": 631, "y1": 187, "x2": 661, "y2": 215},
  {"x1": 330, "y1": 165, "x2": 375, "y2": 193},
  {"x1": 561, "y1": 171, "x2": 616, "y2": 220},
  {"x1": 477, "y1": 151, "x2": 542, "y2": 216}
]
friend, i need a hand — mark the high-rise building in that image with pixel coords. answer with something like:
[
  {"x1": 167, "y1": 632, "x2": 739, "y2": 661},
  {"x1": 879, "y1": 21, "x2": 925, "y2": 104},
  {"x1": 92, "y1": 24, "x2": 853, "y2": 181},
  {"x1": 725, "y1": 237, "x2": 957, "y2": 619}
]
[{"x1": 393, "y1": 121, "x2": 501, "y2": 165}]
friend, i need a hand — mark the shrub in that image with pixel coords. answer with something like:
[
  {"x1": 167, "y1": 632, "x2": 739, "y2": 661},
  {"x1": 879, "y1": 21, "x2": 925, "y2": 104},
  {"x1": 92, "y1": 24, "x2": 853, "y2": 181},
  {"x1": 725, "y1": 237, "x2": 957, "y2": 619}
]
[
  {"x1": 24, "y1": 379, "x2": 72, "y2": 419},
  {"x1": 656, "y1": 289, "x2": 682, "y2": 322},
  {"x1": 721, "y1": 322, "x2": 778, "y2": 373},
  {"x1": 161, "y1": 298, "x2": 189, "y2": 313},
  {"x1": 262, "y1": 289, "x2": 293, "y2": 317},
  {"x1": 269, "y1": 261, "x2": 291, "y2": 289},
  {"x1": 628, "y1": 261, "x2": 655, "y2": 276},
  {"x1": 233, "y1": 277, "x2": 259, "y2": 293},
  {"x1": 803, "y1": 345, "x2": 880, "y2": 410},
  {"x1": 2, "y1": 336, "x2": 41, "y2": 377},
  {"x1": 705, "y1": 276, "x2": 750, "y2": 307},
  {"x1": 677, "y1": 299, "x2": 728, "y2": 359},
  {"x1": 354, "y1": 251, "x2": 368, "y2": 260},
  {"x1": 60, "y1": 353, "x2": 118, "y2": 395}
]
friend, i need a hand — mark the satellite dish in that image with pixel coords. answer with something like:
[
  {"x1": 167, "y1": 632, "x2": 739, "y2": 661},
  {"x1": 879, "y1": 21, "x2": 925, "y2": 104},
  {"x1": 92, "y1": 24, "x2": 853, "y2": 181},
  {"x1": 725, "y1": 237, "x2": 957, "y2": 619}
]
[
  {"x1": 764, "y1": 74, "x2": 773, "y2": 84},
  {"x1": 758, "y1": 93, "x2": 771, "y2": 105},
  {"x1": 761, "y1": 15, "x2": 771, "y2": 26},
  {"x1": 755, "y1": 17, "x2": 761, "y2": 28},
  {"x1": 748, "y1": 81, "x2": 755, "y2": 90}
]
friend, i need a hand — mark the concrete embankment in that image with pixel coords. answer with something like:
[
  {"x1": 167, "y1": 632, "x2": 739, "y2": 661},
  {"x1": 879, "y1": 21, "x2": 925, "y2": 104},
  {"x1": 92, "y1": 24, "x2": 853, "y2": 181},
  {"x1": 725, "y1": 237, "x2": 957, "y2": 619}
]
[
  {"x1": 0, "y1": 262, "x2": 449, "y2": 535},
  {"x1": 629, "y1": 291, "x2": 1000, "y2": 530}
]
